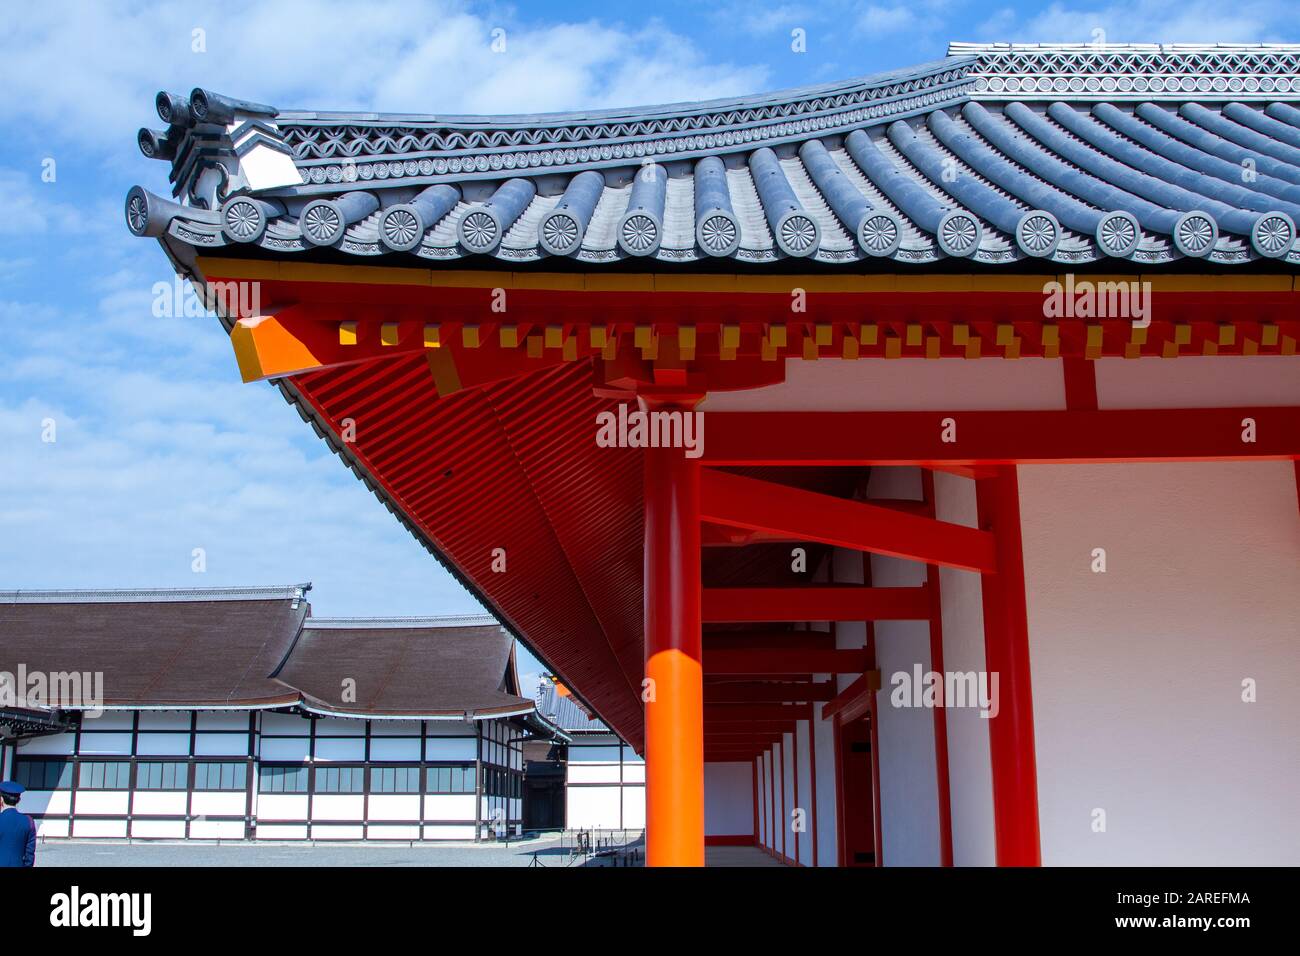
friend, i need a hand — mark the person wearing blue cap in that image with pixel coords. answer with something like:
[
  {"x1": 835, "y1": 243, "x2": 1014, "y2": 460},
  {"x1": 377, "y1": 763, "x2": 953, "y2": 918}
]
[{"x1": 0, "y1": 781, "x2": 37, "y2": 867}]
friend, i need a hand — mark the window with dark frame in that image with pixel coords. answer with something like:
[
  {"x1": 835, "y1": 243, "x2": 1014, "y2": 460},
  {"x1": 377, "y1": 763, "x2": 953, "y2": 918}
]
[
  {"x1": 193, "y1": 761, "x2": 248, "y2": 791},
  {"x1": 135, "y1": 761, "x2": 189, "y2": 790},
  {"x1": 13, "y1": 757, "x2": 72, "y2": 791},
  {"x1": 258, "y1": 764, "x2": 309, "y2": 793},
  {"x1": 76, "y1": 761, "x2": 131, "y2": 790}
]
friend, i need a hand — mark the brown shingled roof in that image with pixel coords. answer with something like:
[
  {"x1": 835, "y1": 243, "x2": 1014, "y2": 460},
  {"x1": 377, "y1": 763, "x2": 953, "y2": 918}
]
[
  {"x1": 275, "y1": 619, "x2": 531, "y2": 718},
  {"x1": 0, "y1": 587, "x2": 308, "y2": 708},
  {"x1": 0, "y1": 589, "x2": 535, "y2": 721}
]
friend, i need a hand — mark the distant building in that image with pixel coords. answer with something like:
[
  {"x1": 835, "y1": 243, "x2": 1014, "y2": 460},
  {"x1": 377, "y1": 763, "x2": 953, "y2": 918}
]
[
  {"x1": 532, "y1": 679, "x2": 644, "y2": 833},
  {"x1": 0, "y1": 585, "x2": 563, "y2": 841}
]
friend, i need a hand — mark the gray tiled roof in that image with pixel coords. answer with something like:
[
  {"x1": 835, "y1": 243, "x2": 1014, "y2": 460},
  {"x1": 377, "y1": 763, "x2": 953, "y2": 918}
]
[
  {"x1": 127, "y1": 44, "x2": 1300, "y2": 266},
  {"x1": 535, "y1": 680, "x2": 609, "y2": 734}
]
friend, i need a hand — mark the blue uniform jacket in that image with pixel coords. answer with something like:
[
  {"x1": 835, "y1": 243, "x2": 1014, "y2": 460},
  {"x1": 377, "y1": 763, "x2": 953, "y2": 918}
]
[{"x1": 0, "y1": 807, "x2": 37, "y2": 867}]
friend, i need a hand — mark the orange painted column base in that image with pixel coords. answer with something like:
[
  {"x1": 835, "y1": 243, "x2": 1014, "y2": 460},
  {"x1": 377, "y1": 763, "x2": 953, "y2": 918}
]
[{"x1": 642, "y1": 407, "x2": 705, "y2": 867}]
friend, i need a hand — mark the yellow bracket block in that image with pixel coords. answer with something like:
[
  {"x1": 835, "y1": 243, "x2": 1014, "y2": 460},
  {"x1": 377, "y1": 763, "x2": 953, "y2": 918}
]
[
  {"x1": 339, "y1": 321, "x2": 358, "y2": 346},
  {"x1": 722, "y1": 325, "x2": 741, "y2": 350},
  {"x1": 815, "y1": 324, "x2": 832, "y2": 346},
  {"x1": 380, "y1": 323, "x2": 400, "y2": 346},
  {"x1": 423, "y1": 325, "x2": 441, "y2": 348},
  {"x1": 953, "y1": 324, "x2": 969, "y2": 345},
  {"x1": 544, "y1": 325, "x2": 564, "y2": 349},
  {"x1": 463, "y1": 325, "x2": 481, "y2": 348},
  {"x1": 859, "y1": 325, "x2": 878, "y2": 346},
  {"x1": 905, "y1": 324, "x2": 922, "y2": 347},
  {"x1": 769, "y1": 325, "x2": 788, "y2": 348},
  {"x1": 590, "y1": 326, "x2": 608, "y2": 349},
  {"x1": 231, "y1": 315, "x2": 326, "y2": 383},
  {"x1": 500, "y1": 325, "x2": 518, "y2": 348}
]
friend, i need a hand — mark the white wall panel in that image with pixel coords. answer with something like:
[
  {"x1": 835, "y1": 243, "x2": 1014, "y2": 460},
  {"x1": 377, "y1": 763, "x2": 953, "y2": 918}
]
[
  {"x1": 622, "y1": 762, "x2": 645, "y2": 783},
  {"x1": 370, "y1": 720, "x2": 421, "y2": 735},
  {"x1": 621, "y1": 786, "x2": 645, "y2": 829},
  {"x1": 568, "y1": 763, "x2": 622, "y2": 784},
  {"x1": 368, "y1": 737, "x2": 420, "y2": 761},
  {"x1": 313, "y1": 737, "x2": 365, "y2": 762},
  {"x1": 17, "y1": 734, "x2": 75, "y2": 755},
  {"x1": 934, "y1": 472, "x2": 997, "y2": 867},
  {"x1": 314, "y1": 717, "x2": 364, "y2": 736},
  {"x1": 72, "y1": 819, "x2": 127, "y2": 838},
  {"x1": 131, "y1": 792, "x2": 187, "y2": 815},
  {"x1": 260, "y1": 712, "x2": 311, "y2": 734},
  {"x1": 190, "y1": 820, "x2": 246, "y2": 839},
  {"x1": 81, "y1": 713, "x2": 133, "y2": 731},
  {"x1": 1096, "y1": 355, "x2": 1300, "y2": 409},
  {"x1": 813, "y1": 701, "x2": 839, "y2": 866},
  {"x1": 256, "y1": 794, "x2": 308, "y2": 820},
  {"x1": 367, "y1": 795, "x2": 420, "y2": 821},
  {"x1": 423, "y1": 794, "x2": 475, "y2": 821},
  {"x1": 259, "y1": 738, "x2": 310, "y2": 761},
  {"x1": 566, "y1": 786, "x2": 622, "y2": 829},
  {"x1": 1019, "y1": 460, "x2": 1300, "y2": 865},
  {"x1": 74, "y1": 733, "x2": 133, "y2": 755},
  {"x1": 704, "y1": 762, "x2": 753, "y2": 837},
  {"x1": 131, "y1": 819, "x2": 185, "y2": 838},
  {"x1": 255, "y1": 824, "x2": 307, "y2": 840},
  {"x1": 311, "y1": 824, "x2": 364, "y2": 840},
  {"x1": 36, "y1": 818, "x2": 69, "y2": 837},
  {"x1": 422, "y1": 824, "x2": 474, "y2": 840},
  {"x1": 196, "y1": 712, "x2": 249, "y2": 731},
  {"x1": 73, "y1": 791, "x2": 129, "y2": 814},
  {"x1": 21, "y1": 791, "x2": 71, "y2": 814},
  {"x1": 137, "y1": 712, "x2": 191, "y2": 731},
  {"x1": 194, "y1": 733, "x2": 251, "y2": 756},
  {"x1": 191, "y1": 792, "x2": 246, "y2": 816},
  {"x1": 569, "y1": 745, "x2": 622, "y2": 762},
  {"x1": 134, "y1": 733, "x2": 191, "y2": 756},
  {"x1": 368, "y1": 824, "x2": 419, "y2": 840},
  {"x1": 311, "y1": 795, "x2": 364, "y2": 820},
  {"x1": 424, "y1": 737, "x2": 475, "y2": 761}
]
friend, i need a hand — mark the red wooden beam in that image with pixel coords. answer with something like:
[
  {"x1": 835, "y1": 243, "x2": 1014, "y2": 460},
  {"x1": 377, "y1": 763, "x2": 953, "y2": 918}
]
[
  {"x1": 707, "y1": 649, "x2": 870, "y2": 675},
  {"x1": 700, "y1": 469, "x2": 997, "y2": 572},
  {"x1": 703, "y1": 631, "x2": 836, "y2": 652},
  {"x1": 820, "y1": 671, "x2": 882, "y2": 725},
  {"x1": 704, "y1": 681, "x2": 837, "y2": 703},
  {"x1": 977, "y1": 467, "x2": 1041, "y2": 867},
  {"x1": 702, "y1": 407, "x2": 1300, "y2": 466},
  {"x1": 703, "y1": 585, "x2": 933, "y2": 623},
  {"x1": 704, "y1": 704, "x2": 812, "y2": 722}
]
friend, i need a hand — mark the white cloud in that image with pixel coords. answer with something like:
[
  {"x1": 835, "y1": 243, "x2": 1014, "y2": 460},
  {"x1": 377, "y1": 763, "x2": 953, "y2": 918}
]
[
  {"x1": 0, "y1": 1, "x2": 767, "y2": 156},
  {"x1": 974, "y1": 0, "x2": 1295, "y2": 45}
]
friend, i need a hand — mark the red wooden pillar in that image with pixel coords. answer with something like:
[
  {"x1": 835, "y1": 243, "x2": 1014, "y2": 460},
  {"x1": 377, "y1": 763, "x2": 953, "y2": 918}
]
[
  {"x1": 976, "y1": 465, "x2": 1041, "y2": 866},
  {"x1": 643, "y1": 405, "x2": 704, "y2": 867}
]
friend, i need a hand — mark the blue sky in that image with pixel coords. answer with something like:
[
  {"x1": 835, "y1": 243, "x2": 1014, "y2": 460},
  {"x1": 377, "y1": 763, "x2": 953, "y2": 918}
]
[{"x1": 2, "y1": 0, "x2": 1299, "y2": 688}]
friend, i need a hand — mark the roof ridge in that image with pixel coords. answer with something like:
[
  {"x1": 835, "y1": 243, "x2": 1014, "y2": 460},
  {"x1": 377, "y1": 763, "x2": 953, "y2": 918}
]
[
  {"x1": 0, "y1": 584, "x2": 312, "y2": 604},
  {"x1": 304, "y1": 614, "x2": 500, "y2": 629}
]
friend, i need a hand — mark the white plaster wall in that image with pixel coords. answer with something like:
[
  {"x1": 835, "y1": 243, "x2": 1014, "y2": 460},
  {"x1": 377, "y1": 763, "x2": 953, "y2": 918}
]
[
  {"x1": 794, "y1": 721, "x2": 815, "y2": 864},
  {"x1": 701, "y1": 357, "x2": 1067, "y2": 411},
  {"x1": 1018, "y1": 460, "x2": 1300, "y2": 865},
  {"x1": 933, "y1": 471, "x2": 997, "y2": 867},
  {"x1": 704, "y1": 761, "x2": 754, "y2": 836},
  {"x1": 868, "y1": 467, "x2": 941, "y2": 867},
  {"x1": 1095, "y1": 356, "x2": 1300, "y2": 409},
  {"x1": 813, "y1": 702, "x2": 839, "y2": 866}
]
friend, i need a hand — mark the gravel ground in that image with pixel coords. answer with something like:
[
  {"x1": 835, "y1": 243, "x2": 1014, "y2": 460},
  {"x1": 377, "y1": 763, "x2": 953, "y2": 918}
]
[{"x1": 32, "y1": 834, "x2": 628, "y2": 867}]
